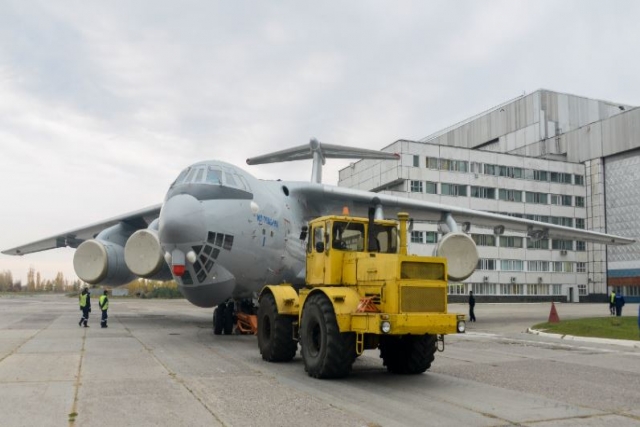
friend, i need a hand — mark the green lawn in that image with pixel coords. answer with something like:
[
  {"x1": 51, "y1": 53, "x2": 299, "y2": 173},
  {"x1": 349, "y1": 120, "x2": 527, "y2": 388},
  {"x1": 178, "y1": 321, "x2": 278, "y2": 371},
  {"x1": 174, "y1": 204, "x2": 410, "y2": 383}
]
[{"x1": 533, "y1": 316, "x2": 640, "y2": 341}]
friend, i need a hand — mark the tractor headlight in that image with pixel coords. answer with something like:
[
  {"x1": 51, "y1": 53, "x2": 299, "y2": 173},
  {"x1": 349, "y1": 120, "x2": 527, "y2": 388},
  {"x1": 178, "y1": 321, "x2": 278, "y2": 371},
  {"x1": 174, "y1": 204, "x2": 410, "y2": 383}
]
[
  {"x1": 457, "y1": 320, "x2": 466, "y2": 333},
  {"x1": 380, "y1": 321, "x2": 391, "y2": 334}
]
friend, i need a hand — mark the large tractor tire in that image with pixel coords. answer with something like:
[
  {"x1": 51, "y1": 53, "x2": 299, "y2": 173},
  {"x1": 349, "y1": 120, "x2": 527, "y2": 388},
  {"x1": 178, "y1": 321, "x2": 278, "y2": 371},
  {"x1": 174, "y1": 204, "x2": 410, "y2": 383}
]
[
  {"x1": 379, "y1": 334, "x2": 437, "y2": 374},
  {"x1": 257, "y1": 293, "x2": 297, "y2": 362},
  {"x1": 300, "y1": 293, "x2": 355, "y2": 379},
  {"x1": 213, "y1": 304, "x2": 225, "y2": 335}
]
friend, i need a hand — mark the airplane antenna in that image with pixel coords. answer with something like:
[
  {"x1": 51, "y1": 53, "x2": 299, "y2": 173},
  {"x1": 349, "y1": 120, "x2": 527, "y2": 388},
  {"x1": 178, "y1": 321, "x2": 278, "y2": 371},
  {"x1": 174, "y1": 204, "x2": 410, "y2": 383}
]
[{"x1": 246, "y1": 138, "x2": 400, "y2": 183}]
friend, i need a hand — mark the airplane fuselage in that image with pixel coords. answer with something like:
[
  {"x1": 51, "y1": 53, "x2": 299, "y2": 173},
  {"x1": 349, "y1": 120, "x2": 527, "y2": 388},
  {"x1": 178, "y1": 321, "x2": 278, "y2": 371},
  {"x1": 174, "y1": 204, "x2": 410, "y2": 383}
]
[{"x1": 159, "y1": 161, "x2": 309, "y2": 307}]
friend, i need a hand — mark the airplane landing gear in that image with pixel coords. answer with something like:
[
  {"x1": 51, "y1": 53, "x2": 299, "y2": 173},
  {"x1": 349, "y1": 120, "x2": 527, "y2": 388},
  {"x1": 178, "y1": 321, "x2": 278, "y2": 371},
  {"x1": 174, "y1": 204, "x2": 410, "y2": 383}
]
[
  {"x1": 213, "y1": 299, "x2": 258, "y2": 335},
  {"x1": 213, "y1": 302, "x2": 234, "y2": 335}
]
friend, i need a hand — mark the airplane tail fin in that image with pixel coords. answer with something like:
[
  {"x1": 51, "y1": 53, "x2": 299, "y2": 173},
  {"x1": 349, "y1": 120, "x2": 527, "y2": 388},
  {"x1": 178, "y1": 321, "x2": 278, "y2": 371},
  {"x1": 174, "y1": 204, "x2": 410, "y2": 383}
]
[{"x1": 246, "y1": 138, "x2": 400, "y2": 183}]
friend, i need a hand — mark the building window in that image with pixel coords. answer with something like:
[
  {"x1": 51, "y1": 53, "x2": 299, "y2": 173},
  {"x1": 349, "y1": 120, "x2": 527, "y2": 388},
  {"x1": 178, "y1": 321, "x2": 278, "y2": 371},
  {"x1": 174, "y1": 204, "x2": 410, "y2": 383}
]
[
  {"x1": 527, "y1": 261, "x2": 549, "y2": 272},
  {"x1": 525, "y1": 214, "x2": 550, "y2": 223},
  {"x1": 471, "y1": 186, "x2": 496, "y2": 199},
  {"x1": 477, "y1": 259, "x2": 496, "y2": 270},
  {"x1": 552, "y1": 239, "x2": 573, "y2": 250},
  {"x1": 576, "y1": 262, "x2": 586, "y2": 273},
  {"x1": 576, "y1": 241, "x2": 586, "y2": 251},
  {"x1": 410, "y1": 231, "x2": 424, "y2": 243},
  {"x1": 425, "y1": 181, "x2": 437, "y2": 194},
  {"x1": 528, "y1": 284, "x2": 549, "y2": 295},
  {"x1": 426, "y1": 157, "x2": 438, "y2": 169},
  {"x1": 533, "y1": 170, "x2": 548, "y2": 181},
  {"x1": 575, "y1": 218, "x2": 585, "y2": 229},
  {"x1": 410, "y1": 180, "x2": 423, "y2": 193},
  {"x1": 551, "y1": 284, "x2": 562, "y2": 295},
  {"x1": 574, "y1": 174, "x2": 585, "y2": 185},
  {"x1": 413, "y1": 155, "x2": 419, "y2": 167},
  {"x1": 500, "y1": 236, "x2": 523, "y2": 248},
  {"x1": 473, "y1": 283, "x2": 496, "y2": 295},
  {"x1": 551, "y1": 217, "x2": 573, "y2": 227},
  {"x1": 470, "y1": 162, "x2": 481, "y2": 173},
  {"x1": 575, "y1": 196, "x2": 585, "y2": 207},
  {"x1": 501, "y1": 259, "x2": 524, "y2": 271},
  {"x1": 553, "y1": 262, "x2": 574, "y2": 273},
  {"x1": 578, "y1": 284, "x2": 587, "y2": 296},
  {"x1": 500, "y1": 283, "x2": 524, "y2": 295},
  {"x1": 525, "y1": 191, "x2": 548, "y2": 204},
  {"x1": 550, "y1": 172, "x2": 572, "y2": 183},
  {"x1": 448, "y1": 283, "x2": 467, "y2": 295},
  {"x1": 425, "y1": 232, "x2": 438, "y2": 244},
  {"x1": 484, "y1": 164, "x2": 498, "y2": 175},
  {"x1": 499, "y1": 166, "x2": 524, "y2": 178},
  {"x1": 498, "y1": 189, "x2": 522, "y2": 202},
  {"x1": 472, "y1": 234, "x2": 496, "y2": 247},
  {"x1": 527, "y1": 238, "x2": 549, "y2": 249},
  {"x1": 551, "y1": 194, "x2": 572, "y2": 206},
  {"x1": 441, "y1": 183, "x2": 467, "y2": 197}
]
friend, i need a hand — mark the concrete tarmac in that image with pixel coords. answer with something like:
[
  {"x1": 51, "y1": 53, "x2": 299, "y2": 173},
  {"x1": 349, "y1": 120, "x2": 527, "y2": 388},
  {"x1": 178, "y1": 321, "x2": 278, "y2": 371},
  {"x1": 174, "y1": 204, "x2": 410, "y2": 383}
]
[{"x1": 0, "y1": 294, "x2": 639, "y2": 427}]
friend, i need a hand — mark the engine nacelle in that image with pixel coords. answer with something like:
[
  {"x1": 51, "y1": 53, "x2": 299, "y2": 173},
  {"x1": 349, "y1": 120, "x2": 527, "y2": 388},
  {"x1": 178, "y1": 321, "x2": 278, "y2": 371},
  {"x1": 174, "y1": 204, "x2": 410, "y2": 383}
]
[
  {"x1": 434, "y1": 232, "x2": 479, "y2": 282},
  {"x1": 73, "y1": 223, "x2": 137, "y2": 286},
  {"x1": 124, "y1": 228, "x2": 172, "y2": 280},
  {"x1": 74, "y1": 239, "x2": 134, "y2": 285}
]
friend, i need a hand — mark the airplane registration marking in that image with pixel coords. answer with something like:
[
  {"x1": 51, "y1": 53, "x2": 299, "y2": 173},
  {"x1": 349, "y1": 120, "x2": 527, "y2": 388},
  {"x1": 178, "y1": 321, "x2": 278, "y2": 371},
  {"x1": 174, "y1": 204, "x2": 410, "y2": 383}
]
[{"x1": 257, "y1": 214, "x2": 279, "y2": 228}]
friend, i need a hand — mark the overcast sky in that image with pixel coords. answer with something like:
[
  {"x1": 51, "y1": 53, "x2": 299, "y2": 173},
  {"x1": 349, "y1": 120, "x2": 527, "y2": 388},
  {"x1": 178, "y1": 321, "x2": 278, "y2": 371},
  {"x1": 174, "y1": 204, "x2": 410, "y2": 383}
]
[{"x1": 1, "y1": 0, "x2": 639, "y2": 284}]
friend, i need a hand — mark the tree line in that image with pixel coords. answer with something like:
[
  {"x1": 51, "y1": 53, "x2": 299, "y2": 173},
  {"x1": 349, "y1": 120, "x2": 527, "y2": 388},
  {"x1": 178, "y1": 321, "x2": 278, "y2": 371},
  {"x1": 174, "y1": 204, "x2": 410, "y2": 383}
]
[{"x1": 0, "y1": 268, "x2": 182, "y2": 298}]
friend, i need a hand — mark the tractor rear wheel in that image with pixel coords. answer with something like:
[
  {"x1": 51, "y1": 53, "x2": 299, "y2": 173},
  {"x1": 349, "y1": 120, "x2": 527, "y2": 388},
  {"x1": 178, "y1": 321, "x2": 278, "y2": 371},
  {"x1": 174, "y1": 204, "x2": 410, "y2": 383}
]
[{"x1": 213, "y1": 304, "x2": 225, "y2": 335}]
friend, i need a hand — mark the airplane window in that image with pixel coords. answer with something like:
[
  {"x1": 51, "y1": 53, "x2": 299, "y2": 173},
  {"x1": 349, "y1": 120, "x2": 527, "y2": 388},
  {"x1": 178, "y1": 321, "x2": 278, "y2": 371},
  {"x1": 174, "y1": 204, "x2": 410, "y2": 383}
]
[
  {"x1": 206, "y1": 167, "x2": 222, "y2": 184},
  {"x1": 194, "y1": 168, "x2": 204, "y2": 182},
  {"x1": 171, "y1": 168, "x2": 190, "y2": 188},
  {"x1": 224, "y1": 172, "x2": 238, "y2": 187},
  {"x1": 237, "y1": 175, "x2": 250, "y2": 191},
  {"x1": 185, "y1": 168, "x2": 197, "y2": 183}
]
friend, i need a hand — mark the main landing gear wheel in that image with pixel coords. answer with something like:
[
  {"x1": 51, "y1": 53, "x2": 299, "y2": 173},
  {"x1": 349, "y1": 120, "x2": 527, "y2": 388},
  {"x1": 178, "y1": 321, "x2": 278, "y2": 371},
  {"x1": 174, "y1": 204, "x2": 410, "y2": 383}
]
[
  {"x1": 213, "y1": 302, "x2": 235, "y2": 335},
  {"x1": 300, "y1": 293, "x2": 355, "y2": 379},
  {"x1": 379, "y1": 334, "x2": 437, "y2": 374},
  {"x1": 257, "y1": 293, "x2": 297, "y2": 362}
]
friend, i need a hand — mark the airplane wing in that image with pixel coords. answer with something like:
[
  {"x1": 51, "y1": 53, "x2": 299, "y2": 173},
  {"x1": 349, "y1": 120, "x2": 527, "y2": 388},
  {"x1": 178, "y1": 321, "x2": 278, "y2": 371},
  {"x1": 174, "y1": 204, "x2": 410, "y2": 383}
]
[
  {"x1": 291, "y1": 183, "x2": 635, "y2": 245},
  {"x1": 2, "y1": 204, "x2": 162, "y2": 256}
]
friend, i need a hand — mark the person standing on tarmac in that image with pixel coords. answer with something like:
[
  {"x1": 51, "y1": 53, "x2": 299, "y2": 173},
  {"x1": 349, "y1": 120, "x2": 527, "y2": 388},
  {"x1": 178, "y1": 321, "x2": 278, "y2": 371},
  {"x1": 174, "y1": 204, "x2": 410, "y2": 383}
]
[
  {"x1": 614, "y1": 291, "x2": 625, "y2": 317},
  {"x1": 468, "y1": 290, "x2": 476, "y2": 322},
  {"x1": 609, "y1": 290, "x2": 616, "y2": 315},
  {"x1": 99, "y1": 290, "x2": 109, "y2": 328},
  {"x1": 79, "y1": 287, "x2": 91, "y2": 327}
]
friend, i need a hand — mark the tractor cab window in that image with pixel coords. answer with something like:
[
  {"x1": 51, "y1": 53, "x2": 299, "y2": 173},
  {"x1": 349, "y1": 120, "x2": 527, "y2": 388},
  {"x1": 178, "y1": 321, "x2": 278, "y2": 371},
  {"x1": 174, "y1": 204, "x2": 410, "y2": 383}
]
[
  {"x1": 332, "y1": 221, "x2": 365, "y2": 251},
  {"x1": 310, "y1": 225, "x2": 326, "y2": 253},
  {"x1": 372, "y1": 224, "x2": 398, "y2": 253}
]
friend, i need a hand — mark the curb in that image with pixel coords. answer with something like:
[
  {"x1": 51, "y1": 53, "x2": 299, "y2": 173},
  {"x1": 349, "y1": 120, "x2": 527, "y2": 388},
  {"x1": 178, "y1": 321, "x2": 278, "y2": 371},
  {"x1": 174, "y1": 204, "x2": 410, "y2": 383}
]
[{"x1": 527, "y1": 328, "x2": 640, "y2": 348}]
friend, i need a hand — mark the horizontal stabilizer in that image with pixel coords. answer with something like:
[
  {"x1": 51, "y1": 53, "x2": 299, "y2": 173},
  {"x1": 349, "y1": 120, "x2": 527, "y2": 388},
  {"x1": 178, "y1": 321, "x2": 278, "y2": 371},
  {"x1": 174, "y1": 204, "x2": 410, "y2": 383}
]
[{"x1": 246, "y1": 138, "x2": 399, "y2": 183}]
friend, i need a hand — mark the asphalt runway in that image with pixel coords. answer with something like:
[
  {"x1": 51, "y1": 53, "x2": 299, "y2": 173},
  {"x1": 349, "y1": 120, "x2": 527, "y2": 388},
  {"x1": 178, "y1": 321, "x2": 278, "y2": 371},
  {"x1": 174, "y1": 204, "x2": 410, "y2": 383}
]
[{"x1": 0, "y1": 294, "x2": 639, "y2": 427}]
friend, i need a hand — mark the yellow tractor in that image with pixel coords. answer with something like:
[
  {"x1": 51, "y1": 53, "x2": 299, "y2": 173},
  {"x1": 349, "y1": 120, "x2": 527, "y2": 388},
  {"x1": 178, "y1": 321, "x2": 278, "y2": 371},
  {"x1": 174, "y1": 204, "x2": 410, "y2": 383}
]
[{"x1": 257, "y1": 211, "x2": 466, "y2": 378}]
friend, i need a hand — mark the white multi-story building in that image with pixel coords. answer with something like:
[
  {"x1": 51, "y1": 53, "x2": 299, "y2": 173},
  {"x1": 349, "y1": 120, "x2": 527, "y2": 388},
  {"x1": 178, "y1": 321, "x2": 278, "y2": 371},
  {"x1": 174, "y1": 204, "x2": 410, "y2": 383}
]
[{"x1": 339, "y1": 90, "x2": 640, "y2": 302}]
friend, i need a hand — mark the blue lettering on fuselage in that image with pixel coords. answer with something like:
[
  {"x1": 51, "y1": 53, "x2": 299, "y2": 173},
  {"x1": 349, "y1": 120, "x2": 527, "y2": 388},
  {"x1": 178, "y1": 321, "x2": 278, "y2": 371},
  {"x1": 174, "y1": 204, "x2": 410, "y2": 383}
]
[{"x1": 257, "y1": 214, "x2": 279, "y2": 228}]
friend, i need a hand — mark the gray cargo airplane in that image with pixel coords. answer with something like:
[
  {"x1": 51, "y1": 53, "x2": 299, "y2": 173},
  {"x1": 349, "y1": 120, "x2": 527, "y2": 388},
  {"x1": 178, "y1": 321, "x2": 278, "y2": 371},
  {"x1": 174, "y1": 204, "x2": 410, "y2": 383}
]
[{"x1": 3, "y1": 139, "x2": 634, "y2": 332}]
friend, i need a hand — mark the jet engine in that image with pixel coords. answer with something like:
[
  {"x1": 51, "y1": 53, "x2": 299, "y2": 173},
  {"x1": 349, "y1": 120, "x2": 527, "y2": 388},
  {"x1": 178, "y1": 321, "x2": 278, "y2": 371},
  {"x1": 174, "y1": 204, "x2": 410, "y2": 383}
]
[
  {"x1": 124, "y1": 221, "x2": 172, "y2": 281},
  {"x1": 434, "y1": 232, "x2": 479, "y2": 282},
  {"x1": 73, "y1": 223, "x2": 136, "y2": 286}
]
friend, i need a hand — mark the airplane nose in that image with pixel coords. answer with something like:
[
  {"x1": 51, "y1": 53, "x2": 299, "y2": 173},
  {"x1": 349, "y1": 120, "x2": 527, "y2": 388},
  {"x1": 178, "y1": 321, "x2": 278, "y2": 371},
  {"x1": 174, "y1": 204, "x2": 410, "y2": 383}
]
[{"x1": 159, "y1": 194, "x2": 206, "y2": 244}]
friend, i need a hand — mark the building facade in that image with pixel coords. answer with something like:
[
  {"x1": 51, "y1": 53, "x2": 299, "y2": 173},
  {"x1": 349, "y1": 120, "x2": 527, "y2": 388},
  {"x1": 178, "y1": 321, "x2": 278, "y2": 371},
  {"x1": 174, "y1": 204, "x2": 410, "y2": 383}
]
[{"x1": 338, "y1": 90, "x2": 640, "y2": 302}]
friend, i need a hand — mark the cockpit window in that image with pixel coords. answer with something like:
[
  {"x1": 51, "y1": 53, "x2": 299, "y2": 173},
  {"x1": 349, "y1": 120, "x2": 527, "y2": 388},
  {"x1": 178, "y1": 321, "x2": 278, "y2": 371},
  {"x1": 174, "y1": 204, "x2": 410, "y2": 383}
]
[
  {"x1": 194, "y1": 168, "x2": 204, "y2": 182},
  {"x1": 171, "y1": 168, "x2": 190, "y2": 188},
  {"x1": 185, "y1": 168, "x2": 197, "y2": 183},
  {"x1": 206, "y1": 167, "x2": 222, "y2": 184},
  {"x1": 224, "y1": 172, "x2": 238, "y2": 187}
]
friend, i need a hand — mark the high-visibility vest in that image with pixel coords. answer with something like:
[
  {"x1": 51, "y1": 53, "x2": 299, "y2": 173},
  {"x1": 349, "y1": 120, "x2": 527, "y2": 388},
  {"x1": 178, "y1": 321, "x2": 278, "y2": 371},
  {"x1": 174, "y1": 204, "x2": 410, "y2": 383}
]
[
  {"x1": 610, "y1": 292, "x2": 616, "y2": 303},
  {"x1": 79, "y1": 294, "x2": 87, "y2": 308},
  {"x1": 99, "y1": 295, "x2": 109, "y2": 311}
]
